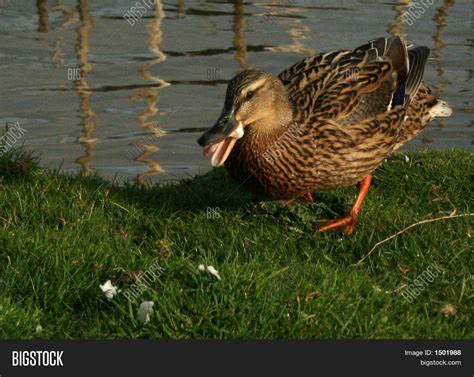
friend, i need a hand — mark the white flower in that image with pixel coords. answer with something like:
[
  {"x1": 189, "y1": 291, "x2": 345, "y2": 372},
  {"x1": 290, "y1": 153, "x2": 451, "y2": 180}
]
[
  {"x1": 35, "y1": 325, "x2": 43, "y2": 334},
  {"x1": 100, "y1": 280, "x2": 118, "y2": 300},
  {"x1": 206, "y1": 265, "x2": 221, "y2": 281},
  {"x1": 137, "y1": 301, "x2": 154, "y2": 324},
  {"x1": 198, "y1": 264, "x2": 221, "y2": 280},
  {"x1": 404, "y1": 155, "x2": 410, "y2": 163}
]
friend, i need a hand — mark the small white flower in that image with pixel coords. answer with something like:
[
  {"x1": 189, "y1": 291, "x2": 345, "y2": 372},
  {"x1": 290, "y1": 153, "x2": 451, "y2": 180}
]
[
  {"x1": 137, "y1": 301, "x2": 154, "y2": 324},
  {"x1": 198, "y1": 264, "x2": 221, "y2": 280},
  {"x1": 206, "y1": 265, "x2": 221, "y2": 281},
  {"x1": 100, "y1": 280, "x2": 118, "y2": 300},
  {"x1": 404, "y1": 155, "x2": 410, "y2": 163},
  {"x1": 35, "y1": 325, "x2": 43, "y2": 334}
]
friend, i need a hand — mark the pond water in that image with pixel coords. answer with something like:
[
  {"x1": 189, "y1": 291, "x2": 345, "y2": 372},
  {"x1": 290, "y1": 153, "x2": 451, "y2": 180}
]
[{"x1": 1, "y1": 0, "x2": 472, "y2": 184}]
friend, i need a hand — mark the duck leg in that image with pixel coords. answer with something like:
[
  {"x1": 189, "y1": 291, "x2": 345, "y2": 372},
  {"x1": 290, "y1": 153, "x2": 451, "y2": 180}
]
[
  {"x1": 315, "y1": 175, "x2": 372, "y2": 235},
  {"x1": 280, "y1": 192, "x2": 314, "y2": 207},
  {"x1": 302, "y1": 192, "x2": 314, "y2": 202}
]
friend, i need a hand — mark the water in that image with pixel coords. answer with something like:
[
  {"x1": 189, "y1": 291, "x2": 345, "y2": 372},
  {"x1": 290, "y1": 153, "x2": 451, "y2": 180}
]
[{"x1": 0, "y1": 0, "x2": 472, "y2": 184}]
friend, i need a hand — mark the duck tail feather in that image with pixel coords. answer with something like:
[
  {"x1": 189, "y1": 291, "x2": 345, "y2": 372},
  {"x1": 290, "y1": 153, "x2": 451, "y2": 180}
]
[{"x1": 405, "y1": 46, "x2": 431, "y2": 104}]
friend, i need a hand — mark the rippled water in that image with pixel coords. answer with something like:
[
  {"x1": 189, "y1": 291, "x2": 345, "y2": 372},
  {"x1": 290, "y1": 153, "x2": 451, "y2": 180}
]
[{"x1": 1, "y1": 0, "x2": 472, "y2": 184}]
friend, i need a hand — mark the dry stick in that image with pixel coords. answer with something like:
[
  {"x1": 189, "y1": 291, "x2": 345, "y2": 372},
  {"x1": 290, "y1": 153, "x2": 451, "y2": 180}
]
[{"x1": 355, "y1": 213, "x2": 474, "y2": 266}]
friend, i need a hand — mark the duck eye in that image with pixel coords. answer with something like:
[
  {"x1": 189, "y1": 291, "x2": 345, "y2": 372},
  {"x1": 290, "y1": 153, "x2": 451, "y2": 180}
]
[{"x1": 245, "y1": 90, "x2": 255, "y2": 101}]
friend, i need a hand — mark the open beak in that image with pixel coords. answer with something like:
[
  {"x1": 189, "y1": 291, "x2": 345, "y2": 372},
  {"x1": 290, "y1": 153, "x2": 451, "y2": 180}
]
[{"x1": 197, "y1": 107, "x2": 244, "y2": 167}]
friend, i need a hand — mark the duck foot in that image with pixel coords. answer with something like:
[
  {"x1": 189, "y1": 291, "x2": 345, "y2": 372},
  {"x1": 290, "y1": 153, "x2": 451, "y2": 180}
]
[
  {"x1": 315, "y1": 217, "x2": 356, "y2": 234},
  {"x1": 314, "y1": 175, "x2": 372, "y2": 235},
  {"x1": 280, "y1": 192, "x2": 314, "y2": 207}
]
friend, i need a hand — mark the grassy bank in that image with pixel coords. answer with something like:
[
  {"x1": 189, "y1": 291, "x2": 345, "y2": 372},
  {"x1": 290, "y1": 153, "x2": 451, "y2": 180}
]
[{"x1": 0, "y1": 148, "x2": 472, "y2": 339}]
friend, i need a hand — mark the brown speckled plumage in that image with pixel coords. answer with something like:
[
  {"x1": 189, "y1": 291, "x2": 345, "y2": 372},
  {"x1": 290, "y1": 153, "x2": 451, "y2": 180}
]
[
  {"x1": 198, "y1": 36, "x2": 452, "y2": 233},
  {"x1": 225, "y1": 38, "x2": 449, "y2": 198}
]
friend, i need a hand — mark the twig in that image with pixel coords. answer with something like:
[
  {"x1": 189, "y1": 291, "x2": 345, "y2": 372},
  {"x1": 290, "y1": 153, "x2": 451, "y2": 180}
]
[{"x1": 355, "y1": 213, "x2": 474, "y2": 266}]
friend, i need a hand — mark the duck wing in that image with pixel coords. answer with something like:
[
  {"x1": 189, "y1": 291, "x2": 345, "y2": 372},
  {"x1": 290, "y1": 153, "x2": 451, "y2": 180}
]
[
  {"x1": 280, "y1": 37, "x2": 429, "y2": 127},
  {"x1": 294, "y1": 38, "x2": 431, "y2": 183}
]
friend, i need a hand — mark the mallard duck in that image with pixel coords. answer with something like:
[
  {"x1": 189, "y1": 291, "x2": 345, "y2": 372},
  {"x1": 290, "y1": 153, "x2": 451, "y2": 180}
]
[{"x1": 197, "y1": 36, "x2": 452, "y2": 234}]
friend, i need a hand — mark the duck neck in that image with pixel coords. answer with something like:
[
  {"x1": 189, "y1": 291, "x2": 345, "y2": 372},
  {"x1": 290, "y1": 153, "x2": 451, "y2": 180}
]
[{"x1": 243, "y1": 93, "x2": 294, "y2": 153}]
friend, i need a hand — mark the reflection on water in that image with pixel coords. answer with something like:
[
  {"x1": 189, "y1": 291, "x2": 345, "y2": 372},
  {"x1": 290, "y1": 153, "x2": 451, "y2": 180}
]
[
  {"x1": 51, "y1": 0, "x2": 76, "y2": 28},
  {"x1": 0, "y1": 0, "x2": 472, "y2": 183},
  {"x1": 129, "y1": 0, "x2": 167, "y2": 186},
  {"x1": 422, "y1": 0, "x2": 456, "y2": 143},
  {"x1": 176, "y1": 0, "x2": 185, "y2": 19},
  {"x1": 432, "y1": 0, "x2": 455, "y2": 95},
  {"x1": 51, "y1": 37, "x2": 65, "y2": 68},
  {"x1": 73, "y1": 0, "x2": 97, "y2": 177},
  {"x1": 264, "y1": 2, "x2": 315, "y2": 55},
  {"x1": 233, "y1": 0, "x2": 250, "y2": 70},
  {"x1": 36, "y1": 0, "x2": 48, "y2": 32},
  {"x1": 388, "y1": 1, "x2": 409, "y2": 38}
]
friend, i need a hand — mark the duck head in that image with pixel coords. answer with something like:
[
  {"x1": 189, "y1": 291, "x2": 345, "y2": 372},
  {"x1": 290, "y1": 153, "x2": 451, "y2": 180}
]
[{"x1": 197, "y1": 69, "x2": 292, "y2": 167}]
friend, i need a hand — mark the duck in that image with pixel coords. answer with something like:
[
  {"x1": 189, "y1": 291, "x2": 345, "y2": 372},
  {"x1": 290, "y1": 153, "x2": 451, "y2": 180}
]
[{"x1": 197, "y1": 36, "x2": 452, "y2": 234}]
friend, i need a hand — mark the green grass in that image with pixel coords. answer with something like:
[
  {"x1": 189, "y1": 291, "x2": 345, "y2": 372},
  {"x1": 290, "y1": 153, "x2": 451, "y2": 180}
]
[{"x1": 0, "y1": 147, "x2": 472, "y2": 339}]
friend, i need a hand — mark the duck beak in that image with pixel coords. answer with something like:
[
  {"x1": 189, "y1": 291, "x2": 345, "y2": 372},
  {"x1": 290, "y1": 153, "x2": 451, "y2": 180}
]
[{"x1": 197, "y1": 107, "x2": 244, "y2": 167}]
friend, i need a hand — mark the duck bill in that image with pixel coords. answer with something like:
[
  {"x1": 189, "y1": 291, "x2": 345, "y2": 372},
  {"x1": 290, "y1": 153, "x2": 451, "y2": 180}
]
[{"x1": 197, "y1": 108, "x2": 244, "y2": 167}]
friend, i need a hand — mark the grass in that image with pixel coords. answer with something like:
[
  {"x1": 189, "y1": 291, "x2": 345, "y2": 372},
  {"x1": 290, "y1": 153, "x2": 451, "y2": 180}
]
[{"x1": 0, "y1": 147, "x2": 472, "y2": 339}]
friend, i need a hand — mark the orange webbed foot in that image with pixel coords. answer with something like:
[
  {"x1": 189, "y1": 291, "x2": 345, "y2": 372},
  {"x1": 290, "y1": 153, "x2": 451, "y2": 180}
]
[
  {"x1": 279, "y1": 192, "x2": 314, "y2": 207},
  {"x1": 314, "y1": 175, "x2": 372, "y2": 235},
  {"x1": 315, "y1": 216, "x2": 357, "y2": 235},
  {"x1": 280, "y1": 199, "x2": 296, "y2": 207}
]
